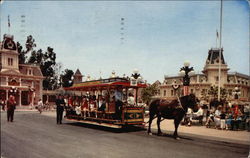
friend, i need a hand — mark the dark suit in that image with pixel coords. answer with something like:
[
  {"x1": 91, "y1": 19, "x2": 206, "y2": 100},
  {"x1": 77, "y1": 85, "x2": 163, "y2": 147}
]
[
  {"x1": 7, "y1": 101, "x2": 16, "y2": 122},
  {"x1": 56, "y1": 98, "x2": 65, "y2": 124}
]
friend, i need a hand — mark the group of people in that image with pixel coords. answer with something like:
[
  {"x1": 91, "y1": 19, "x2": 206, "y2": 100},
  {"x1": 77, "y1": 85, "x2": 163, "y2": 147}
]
[
  {"x1": 205, "y1": 104, "x2": 248, "y2": 130},
  {"x1": 54, "y1": 87, "x2": 147, "y2": 121},
  {"x1": 184, "y1": 103, "x2": 250, "y2": 131}
]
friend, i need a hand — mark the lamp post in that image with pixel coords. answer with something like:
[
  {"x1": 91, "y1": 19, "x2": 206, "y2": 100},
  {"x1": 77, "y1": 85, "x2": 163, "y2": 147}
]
[
  {"x1": 131, "y1": 69, "x2": 140, "y2": 80},
  {"x1": 232, "y1": 87, "x2": 241, "y2": 118},
  {"x1": 130, "y1": 69, "x2": 142, "y2": 104},
  {"x1": 232, "y1": 87, "x2": 241, "y2": 100},
  {"x1": 179, "y1": 61, "x2": 195, "y2": 96}
]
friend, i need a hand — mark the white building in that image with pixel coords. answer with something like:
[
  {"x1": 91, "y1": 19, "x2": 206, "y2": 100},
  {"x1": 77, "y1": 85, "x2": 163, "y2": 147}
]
[
  {"x1": 0, "y1": 34, "x2": 44, "y2": 106},
  {"x1": 158, "y1": 48, "x2": 250, "y2": 104}
]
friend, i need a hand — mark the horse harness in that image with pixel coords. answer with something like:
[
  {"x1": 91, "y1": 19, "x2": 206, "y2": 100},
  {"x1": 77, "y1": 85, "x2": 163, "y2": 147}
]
[
  {"x1": 176, "y1": 97, "x2": 185, "y2": 111},
  {"x1": 159, "y1": 97, "x2": 185, "y2": 111}
]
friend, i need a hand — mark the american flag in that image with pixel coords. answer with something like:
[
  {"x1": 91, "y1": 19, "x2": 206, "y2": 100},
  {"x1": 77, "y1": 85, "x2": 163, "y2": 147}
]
[{"x1": 216, "y1": 30, "x2": 219, "y2": 38}]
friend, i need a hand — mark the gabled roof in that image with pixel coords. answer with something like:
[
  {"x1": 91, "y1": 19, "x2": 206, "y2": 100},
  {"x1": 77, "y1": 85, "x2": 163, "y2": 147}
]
[{"x1": 74, "y1": 69, "x2": 82, "y2": 76}]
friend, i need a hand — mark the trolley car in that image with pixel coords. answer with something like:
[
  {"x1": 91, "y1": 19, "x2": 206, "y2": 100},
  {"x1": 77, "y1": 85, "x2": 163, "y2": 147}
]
[{"x1": 64, "y1": 77, "x2": 147, "y2": 128}]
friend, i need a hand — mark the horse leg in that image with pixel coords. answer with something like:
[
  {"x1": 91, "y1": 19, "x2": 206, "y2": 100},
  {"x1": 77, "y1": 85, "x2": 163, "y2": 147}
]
[
  {"x1": 147, "y1": 113, "x2": 154, "y2": 135},
  {"x1": 157, "y1": 115, "x2": 163, "y2": 136},
  {"x1": 173, "y1": 118, "x2": 181, "y2": 139}
]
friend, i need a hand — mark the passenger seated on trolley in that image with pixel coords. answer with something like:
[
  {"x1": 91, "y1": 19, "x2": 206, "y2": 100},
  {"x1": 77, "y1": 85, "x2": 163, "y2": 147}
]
[
  {"x1": 137, "y1": 98, "x2": 146, "y2": 107},
  {"x1": 127, "y1": 93, "x2": 135, "y2": 106},
  {"x1": 81, "y1": 96, "x2": 88, "y2": 118},
  {"x1": 98, "y1": 97, "x2": 106, "y2": 118},
  {"x1": 98, "y1": 97, "x2": 106, "y2": 111},
  {"x1": 89, "y1": 95, "x2": 97, "y2": 118}
]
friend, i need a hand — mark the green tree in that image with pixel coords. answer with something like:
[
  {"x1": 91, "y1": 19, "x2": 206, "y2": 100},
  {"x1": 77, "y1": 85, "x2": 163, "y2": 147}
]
[
  {"x1": 17, "y1": 35, "x2": 36, "y2": 64},
  {"x1": 40, "y1": 47, "x2": 57, "y2": 90},
  {"x1": 141, "y1": 84, "x2": 158, "y2": 105},
  {"x1": 17, "y1": 35, "x2": 58, "y2": 90},
  {"x1": 61, "y1": 69, "x2": 74, "y2": 87},
  {"x1": 208, "y1": 85, "x2": 228, "y2": 102}
]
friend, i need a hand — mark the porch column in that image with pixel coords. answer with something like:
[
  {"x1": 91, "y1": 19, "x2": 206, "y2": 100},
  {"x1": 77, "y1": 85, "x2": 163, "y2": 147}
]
[
  {"x1": 19, "y1": 90, "x2": 22, "y2": 106},
  {"x1": 39, "y1": 80, "x2": 43, "y2": 100},
  {"x1": 6, "y1": 90, "x2": 8, "y2": 101}
]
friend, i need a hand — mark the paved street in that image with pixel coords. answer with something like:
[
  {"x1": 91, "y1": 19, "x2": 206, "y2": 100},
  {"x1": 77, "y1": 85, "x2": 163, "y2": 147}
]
[{"x1": 1, "y1": 111, "x2": 249, "y2": 158}]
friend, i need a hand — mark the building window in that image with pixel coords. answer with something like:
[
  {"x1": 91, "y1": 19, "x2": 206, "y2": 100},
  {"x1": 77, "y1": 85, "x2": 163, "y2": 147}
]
[
  {"x1": 27, "y1": 69, "x2": 33, "y2": 75},
  {"x1": 171, "y1": 90, "x2": 174, "y2": 96},
  {"x1": 8, "y1": 58, "x2": 13, "y2": 66},
  {"x1": 164, "y1": 90, "x2": 166, "y2": 96},
  {"x1": 215, "y1": 76, "x2": 219, "y2": 81}
]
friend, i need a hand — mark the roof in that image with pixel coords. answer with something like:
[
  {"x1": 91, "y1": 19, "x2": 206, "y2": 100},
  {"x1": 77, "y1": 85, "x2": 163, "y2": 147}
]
[
  {"x1": 206, "y1": 48, "x2": 225, "y2": 64},
  {"x1": 74, "y1": 69, "x2": 82, "y2": 76},
  {"x1": 19, "y1": 64, "x2": 43, "y2": 77},
  {"x1": 228, "y1": 72, "x2": 250, "y2": 79},
  {"x1": 65, "y1": 77, "x2": 147, "y2": 91}
]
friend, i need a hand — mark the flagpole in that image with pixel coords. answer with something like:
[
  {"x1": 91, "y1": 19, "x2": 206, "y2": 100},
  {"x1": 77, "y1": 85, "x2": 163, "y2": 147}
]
[
  {"x1": 8, "y1": 15, "x2": 10, "y2": 34},
  {"x1": 216, "y1": 30, "x2": 218, "y2": 48},
  {"x1": 218, "y1": 0, "x2": 223, "y2": 102}
]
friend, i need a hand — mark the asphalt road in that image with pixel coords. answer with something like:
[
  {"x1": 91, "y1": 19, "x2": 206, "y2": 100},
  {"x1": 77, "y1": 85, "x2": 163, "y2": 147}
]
[{"x1": 1, "y1": 111, "x2": 249, "y2": 158}]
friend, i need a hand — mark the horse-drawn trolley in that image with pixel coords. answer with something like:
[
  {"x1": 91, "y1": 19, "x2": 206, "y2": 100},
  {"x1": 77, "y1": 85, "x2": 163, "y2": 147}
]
[{"x1": 64, "y1": 77, "x2": 147, "y2": 128}]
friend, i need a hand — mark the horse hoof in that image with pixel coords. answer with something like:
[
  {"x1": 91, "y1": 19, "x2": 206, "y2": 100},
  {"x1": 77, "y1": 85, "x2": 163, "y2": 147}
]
[{"x1": 148, "y1": 132, "x2": 152, "y2": 136}]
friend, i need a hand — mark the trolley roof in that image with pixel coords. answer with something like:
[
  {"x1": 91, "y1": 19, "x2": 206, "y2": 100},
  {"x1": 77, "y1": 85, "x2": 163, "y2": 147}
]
[{"x1": 64, "y1": 77, "x2": 147, "y2": 91}]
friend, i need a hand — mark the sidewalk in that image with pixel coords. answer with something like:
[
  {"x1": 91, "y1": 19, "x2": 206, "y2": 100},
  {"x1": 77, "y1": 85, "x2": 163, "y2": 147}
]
[
  {"x1": 41, "y1": 111, "x2": 249, "y2": 145},
  {"x1": 145, "y1": 118, "x2": 250, "y2": 145}
]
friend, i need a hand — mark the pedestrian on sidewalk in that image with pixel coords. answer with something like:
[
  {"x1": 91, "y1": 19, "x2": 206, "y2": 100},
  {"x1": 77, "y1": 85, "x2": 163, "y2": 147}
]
[
  {"x1": 7, "y1": 95, "x2": 16, "y2": 122},
  {"x1": 55, "y1": 94, "x2": 65, "y2": 124},
  {"x1": 37, "y1": 99, "x2": 43, "y2": 114},
  {"x1": 0, "y1": 99, "x2": 6, "y2": 111}
]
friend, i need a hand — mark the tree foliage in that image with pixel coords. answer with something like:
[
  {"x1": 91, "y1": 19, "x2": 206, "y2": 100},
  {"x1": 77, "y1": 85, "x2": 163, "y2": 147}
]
[
  {"x1": 17, "y1": 35, "x2": 58, "y2": 90},
  {"x1": 141, "y1": 83, "x2": 158, "y2": 105},
  {"x1": 208, "y1": 85, "x2": 228, "y2": 102},
  {"x1": 61, "y1": 69, "x2": 74, "y2": 87}
]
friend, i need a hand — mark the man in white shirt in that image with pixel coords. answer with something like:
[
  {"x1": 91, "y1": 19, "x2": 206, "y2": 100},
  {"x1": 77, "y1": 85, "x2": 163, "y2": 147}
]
[{"x1": 127, "y1": 93, "x2": 135, "y2": 106}]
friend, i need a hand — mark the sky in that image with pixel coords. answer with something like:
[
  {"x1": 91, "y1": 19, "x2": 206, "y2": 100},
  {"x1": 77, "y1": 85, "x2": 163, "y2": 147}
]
[{"x1": 0, "y1": 1, "x2": 249, "y2": 83}]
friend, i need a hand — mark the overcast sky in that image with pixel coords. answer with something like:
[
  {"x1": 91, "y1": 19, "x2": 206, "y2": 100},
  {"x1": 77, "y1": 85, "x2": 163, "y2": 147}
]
[{"x1": 0, "y1": 1, "x2": 249, "y2": 83}]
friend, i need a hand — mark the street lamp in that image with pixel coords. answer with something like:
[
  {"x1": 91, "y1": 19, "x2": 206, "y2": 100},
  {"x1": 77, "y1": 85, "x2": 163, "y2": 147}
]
[
  {"x1": 131, "y1": 69, "x2": 140, "y2": 79},
  {"x1": 9, "y1": 86, "x2": 18, "y2": 94},
  {"x1": 130, "y1": 69, "x2": 141, "y2": 104},
  {"x1": 179, "y1": 61, "x2": 195, "y2": 96},
  {"x1": 111, "y1": 70, "x2": 116, "y2": 78},
  {"x1": 232, "y1": 87, "x2": 241, "y2": 100}
]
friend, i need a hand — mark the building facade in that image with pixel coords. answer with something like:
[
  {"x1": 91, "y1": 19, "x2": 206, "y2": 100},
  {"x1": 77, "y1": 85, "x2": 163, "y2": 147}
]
[
  {"x1": 158, "y1": 48, "x2": 250, "y2": 104},
  {"x1": 0, "y1": 34, "x2": 44, "y2": 107}
]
